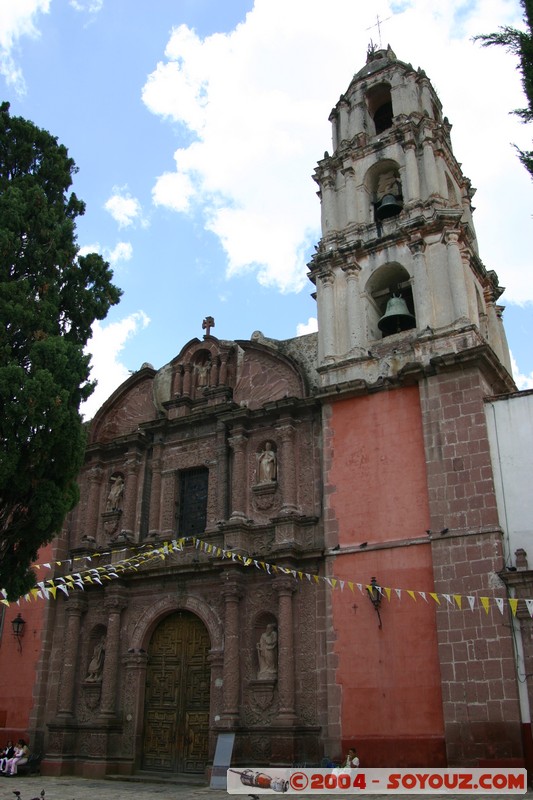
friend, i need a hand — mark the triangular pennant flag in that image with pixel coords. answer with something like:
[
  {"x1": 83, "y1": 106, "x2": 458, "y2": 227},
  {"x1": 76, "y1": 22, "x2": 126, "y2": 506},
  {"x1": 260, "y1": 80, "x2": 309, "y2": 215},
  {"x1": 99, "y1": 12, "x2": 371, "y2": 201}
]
[
  {"x1": 509, "y1": 598, "x2": 519, "y2": 617},
  {"x1": 526, "y1": 599, "x2": 533, "y2": 618},
  {"x1": 430, "y1": 593, "x2": 440, "y2": 604},
  {"x1": 384, "y1": 587, "x2": 392, "y2": 601},
  {"x1": 419, "y1": 591, "x2": 428, "y2": 602},
  {"x1": 495, "y1": 598, "x2": 505, "y2": 615},
  {"x1": 407, "y1": 590, "x2": 416, "y2": 602},
  {"x1": 395, "y1": 588, "x2": 402, "y2": 600},
  {"x1": 348, "y1": 581, "x2": 354, "y2": 593},
  {"x1": 443, "y1": 594, "x2": 454, "y2": 606},
  {"x1": 453, "y1": 595, "x2": 462, "y2": 609},
  {"x1": 467, "y1": 596, "x2": 476, "y2": 611},
  {"x1": 339, "y1": 580, "x2": 345, "y2": 591},
  {"x1": 57, "y1": 585, "x2": 69, "y2": 596}
]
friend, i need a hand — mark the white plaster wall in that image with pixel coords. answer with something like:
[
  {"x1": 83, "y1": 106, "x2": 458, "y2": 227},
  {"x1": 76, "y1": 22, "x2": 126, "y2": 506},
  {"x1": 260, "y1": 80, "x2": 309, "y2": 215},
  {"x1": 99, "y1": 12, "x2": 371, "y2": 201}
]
[{"x1": 486, "y1": 391, "x2": 533, "y2": 566}]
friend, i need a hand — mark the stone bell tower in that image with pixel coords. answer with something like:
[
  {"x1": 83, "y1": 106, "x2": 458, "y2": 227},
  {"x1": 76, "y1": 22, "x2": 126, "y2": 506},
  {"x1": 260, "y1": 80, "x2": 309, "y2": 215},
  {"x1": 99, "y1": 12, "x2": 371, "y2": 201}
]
[
  {"x1": 313, "y1": 47, "x2": 523, "y2": 769},
  {"x1": 308, "y1": 44, "x2": 513, "y2": 387}
]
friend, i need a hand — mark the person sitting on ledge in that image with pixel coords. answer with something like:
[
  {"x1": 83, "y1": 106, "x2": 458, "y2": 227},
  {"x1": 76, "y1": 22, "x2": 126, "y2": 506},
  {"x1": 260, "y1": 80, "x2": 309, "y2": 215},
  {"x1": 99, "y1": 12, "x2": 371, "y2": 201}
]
[{"x1": 4, "y1": 739, "x2": 30, "y2": 776}]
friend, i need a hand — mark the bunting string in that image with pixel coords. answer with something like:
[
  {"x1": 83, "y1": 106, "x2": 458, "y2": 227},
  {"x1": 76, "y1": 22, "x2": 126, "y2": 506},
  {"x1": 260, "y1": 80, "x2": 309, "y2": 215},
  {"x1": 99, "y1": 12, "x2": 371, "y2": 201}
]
[{"x1": 1, "y1": 535, "x2": 529, "y2": 619}]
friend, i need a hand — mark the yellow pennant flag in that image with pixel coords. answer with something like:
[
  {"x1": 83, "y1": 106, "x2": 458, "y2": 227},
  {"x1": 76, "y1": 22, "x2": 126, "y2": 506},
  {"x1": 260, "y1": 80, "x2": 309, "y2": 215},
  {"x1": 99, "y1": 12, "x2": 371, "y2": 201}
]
[
  {"x1": 407, "y1": 590, "x2": 416, "y2": 602},
  {"x1": 30, "y1": 588, "x2": 40, "y2": 600},
  {"x1": 453, "y1": 594, "x2": 462, "y2": 609},
  {"x1": 430, "y1": 593, "x2": 440, "y2": 604},
  {"x1": 384, "y1": 587, "x2": 392, "y2": 602},
  {"x1": 348, "y1": 582, "x2": 354, "y2": 593},
  {"x1": 49, "y1": 586, "x2": 57, "y2": 599},
  {"x1": 509, "y1": 598, "x2": 519, "y2": 617}
]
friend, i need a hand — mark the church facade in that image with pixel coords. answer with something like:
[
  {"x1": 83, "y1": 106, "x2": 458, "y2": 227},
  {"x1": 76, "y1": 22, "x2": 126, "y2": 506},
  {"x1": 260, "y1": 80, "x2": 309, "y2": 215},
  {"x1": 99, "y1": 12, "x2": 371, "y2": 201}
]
[{"x1": 17, "y1": 47, "x2": 530, "y2": 776}]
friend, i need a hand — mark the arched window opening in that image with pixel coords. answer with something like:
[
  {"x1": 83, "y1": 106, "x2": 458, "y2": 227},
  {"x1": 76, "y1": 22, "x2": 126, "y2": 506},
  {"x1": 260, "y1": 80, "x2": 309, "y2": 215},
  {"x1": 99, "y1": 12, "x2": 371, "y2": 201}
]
[
  {"x1": 367, "y1": 161, "x2": 403, "y2": 223},
  {"x1": 366, "y1": 264, "x2": 416, "y2": 340},
  {"x1": 366, "y1": 83, "x2": 393, "y2": 135},
  {"x1": 445, "y1": 173, "x2": 459, "y2": 207}
]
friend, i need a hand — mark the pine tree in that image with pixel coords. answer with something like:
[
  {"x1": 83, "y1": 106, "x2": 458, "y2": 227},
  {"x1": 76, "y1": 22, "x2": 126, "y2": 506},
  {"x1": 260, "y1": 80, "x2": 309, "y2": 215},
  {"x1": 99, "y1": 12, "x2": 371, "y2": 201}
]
[
  {"x1": 475, "y1": 0, "x2": 533, "y2": 178},
  {"x1": 0, "y1": 102, "x2": 122, "y2": 599}
]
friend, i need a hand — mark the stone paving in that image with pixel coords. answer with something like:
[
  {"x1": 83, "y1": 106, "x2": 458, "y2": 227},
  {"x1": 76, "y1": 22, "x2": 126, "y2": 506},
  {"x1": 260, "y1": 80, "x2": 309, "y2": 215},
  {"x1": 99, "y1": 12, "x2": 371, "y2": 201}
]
[{"x1": 0, "y1": 774, "x2": 530, "y2": 800}]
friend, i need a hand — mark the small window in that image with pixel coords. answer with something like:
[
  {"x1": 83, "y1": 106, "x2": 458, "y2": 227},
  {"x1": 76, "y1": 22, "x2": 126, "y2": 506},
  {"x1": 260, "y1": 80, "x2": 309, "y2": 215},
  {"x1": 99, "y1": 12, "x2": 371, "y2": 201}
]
[{"x1": 178, "y1": 468, "x2": 208, "y2": 537}]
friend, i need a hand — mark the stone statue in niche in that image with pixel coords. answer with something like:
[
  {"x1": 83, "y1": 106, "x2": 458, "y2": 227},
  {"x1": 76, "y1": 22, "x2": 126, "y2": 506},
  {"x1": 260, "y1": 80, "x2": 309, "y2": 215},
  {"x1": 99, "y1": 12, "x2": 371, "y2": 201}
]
[
  {"x1": 257, "y1": 623, "x2": 278, "y2": 679},
  {"x1": 258, "y1": 442, "x2": 277, "y2": 483},
  {"x1": 196, "y1": 360, "x2": 210, "y2": 388},
  {"x1": 106, "y1": 474, "x2": 124, "y2": 512},
  {"x1": 86, "y1": 635, "x2": 106, "y2": 682},
  {"x1": 376, "y1": 169, "x2": 401, "y2": 201}
]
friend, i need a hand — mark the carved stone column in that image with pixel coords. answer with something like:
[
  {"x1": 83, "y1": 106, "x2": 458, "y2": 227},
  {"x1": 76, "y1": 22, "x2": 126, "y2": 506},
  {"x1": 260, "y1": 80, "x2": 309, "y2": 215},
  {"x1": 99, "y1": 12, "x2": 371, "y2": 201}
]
[
  {"x1": 57, "y1": 594, "x2": 88, "y2": 717},
  {"x1": 273, "y1": 575, "x2": 297, "y2": 725},
  {"x1": 220, "y1": 575, "x2": 243, "y2": 726},
  {"x1": 409, "y1": 239, "x2": 433, "y2": 331},
  {"x1": 173, "y1": 364, "x2": 184, "y2": 396},
  {"x1": 321, "y1": 175, "x2": 337, "y2": 234},
  {"x1": 99, "y1": 587, "x2": 128, "y2": 720},
  {"x1": 216, "y1": 422, "x2": 229, "y2": 522},
  {"x1": 445, "y1": 231, "x2": 469, "y2": 321},
  {"x1": 182, "y1": 363, "x2": 193, "y2": 396},
  {"x1": 422, "y1": 137, "x2": 440, "y2": 197},
  {"x1": 403, "y1": 142, "x2": 420, "y2": 203},
  {"x1": 148, "y1": 437, "x2": 163, "y2": 537},
  {"x1": 318, "y1": 272, "x2": 335, "y2": 362},
  {"x1": 343, "y1": 264, "x2": 364, "y2": 353},
  {"x1": 87, "y1": 466, "x2": 103, "y2": 539},
  {"x1": 159, "y1": 468, "x2": 176, "y2": 538},
  {"x1": 121, "y1": 452, "x2": 140, "y2": 538},
  {"x1": 228, "y1": 429, "x2": 248, "y2": 519},
  {"x1": 342, "y1": 166, "x2": 357, "y2": 224},
  {"x1": 276, "y1": 420, "x2": 297, "y2": 514}
]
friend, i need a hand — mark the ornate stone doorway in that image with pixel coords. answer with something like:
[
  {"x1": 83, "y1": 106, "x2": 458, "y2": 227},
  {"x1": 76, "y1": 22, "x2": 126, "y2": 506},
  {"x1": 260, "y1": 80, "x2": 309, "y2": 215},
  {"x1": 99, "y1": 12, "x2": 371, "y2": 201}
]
[{"x1": 142, "y1": 610, "x2": 210, "y2": 773}]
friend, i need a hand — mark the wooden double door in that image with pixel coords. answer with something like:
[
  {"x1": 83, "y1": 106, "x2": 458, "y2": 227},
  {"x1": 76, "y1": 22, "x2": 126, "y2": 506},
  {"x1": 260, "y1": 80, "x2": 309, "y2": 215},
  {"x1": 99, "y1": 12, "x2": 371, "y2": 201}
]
[{"x1": 142, "y1": 611, "x2": 210, "y2": 773}]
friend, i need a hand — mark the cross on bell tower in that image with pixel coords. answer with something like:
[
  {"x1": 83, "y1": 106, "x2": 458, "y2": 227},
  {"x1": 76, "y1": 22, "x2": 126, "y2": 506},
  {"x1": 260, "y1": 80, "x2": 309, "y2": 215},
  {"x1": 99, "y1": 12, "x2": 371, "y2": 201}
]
[{"x1": 202, "y1": 316, "x2": 215, "y2": 337}]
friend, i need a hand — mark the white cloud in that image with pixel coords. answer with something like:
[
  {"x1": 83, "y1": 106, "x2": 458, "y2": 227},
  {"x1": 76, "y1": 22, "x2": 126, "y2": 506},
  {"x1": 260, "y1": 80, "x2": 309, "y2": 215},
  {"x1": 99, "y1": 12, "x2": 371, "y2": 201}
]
[
  {"x1": 0, "y1": 0, "x2": 50, "y2": 94},
  {"x1": 69, "y1": 0, "x2": 103, "y2": 13},
  {"x1": 511, "y1": 351, "x2": 533, "y2": 390},
  {"x1": 81, "y1": 311, "x2": 151, "y2": 420},
  {"x1": 107, "y1": 241, "x2": 133, "y2": 265},
  {"x1": 142, "y1": 0, "x2": 531, "y2": 302},
  {"x1": 296, "y1": 317, "x2": 318, "y2": 336},
  {"x1": 104, "y1": 187, "x2": 146, "y2": 228},
  {"x1": 79, "y1": 241, "x2": 133, "y2": 267}
]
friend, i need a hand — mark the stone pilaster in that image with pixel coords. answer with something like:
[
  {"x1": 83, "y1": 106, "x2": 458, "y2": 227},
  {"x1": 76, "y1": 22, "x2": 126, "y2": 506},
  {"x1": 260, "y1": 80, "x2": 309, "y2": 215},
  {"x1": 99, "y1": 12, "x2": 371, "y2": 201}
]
[
  {"x1": 228, "y1": 429, "x2": 248, "y2": 519},
  {"x1": 220, "y1": 575, "x2": 243, "y2": 726},
  {"x1": 276, "y1": 420, "x2": 298, "y2": 514},
  {"x1": 409, "y1": 239, "x2": 433, "y2": 331},
  {"x1": 99, "y1": 587, "x2": 128, "y2": 721},
  {"x1": 57, "y1": 594, "x2": 88, "y2": 717},
  {"x1": 273, "y1": 575, "x2": 297, "y2": 725}
]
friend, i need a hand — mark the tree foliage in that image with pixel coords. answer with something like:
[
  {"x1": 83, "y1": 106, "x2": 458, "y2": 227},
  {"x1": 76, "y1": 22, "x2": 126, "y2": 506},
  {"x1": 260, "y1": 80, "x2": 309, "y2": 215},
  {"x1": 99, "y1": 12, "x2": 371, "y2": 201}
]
[
  {"x1": 0, "y1": 102, "x2": 122, "y2": 600},
  {"x1": 475, "y1": 0, "x2": 533, "y2": 178}
]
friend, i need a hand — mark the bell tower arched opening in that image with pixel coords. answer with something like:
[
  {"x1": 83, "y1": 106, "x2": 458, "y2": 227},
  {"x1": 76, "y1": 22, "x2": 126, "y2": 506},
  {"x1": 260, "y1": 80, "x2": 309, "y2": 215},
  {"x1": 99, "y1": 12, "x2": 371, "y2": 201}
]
[
  {"x1": 366, "y1": 83, "x2": 393, "y2": 134},
  {"x1": 365, "y1": 264, "x2": 416, "y2": 340}
]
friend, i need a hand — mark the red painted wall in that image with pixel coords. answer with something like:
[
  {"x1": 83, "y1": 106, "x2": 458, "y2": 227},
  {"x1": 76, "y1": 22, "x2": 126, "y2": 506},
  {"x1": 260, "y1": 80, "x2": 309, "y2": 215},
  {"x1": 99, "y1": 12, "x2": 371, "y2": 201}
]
[
  {"x1": 0, "y1": 540, "x2": 54, "y2": 746},
  {"x1": 324, "y1": 387, "x2": 446, "y2": 766}
]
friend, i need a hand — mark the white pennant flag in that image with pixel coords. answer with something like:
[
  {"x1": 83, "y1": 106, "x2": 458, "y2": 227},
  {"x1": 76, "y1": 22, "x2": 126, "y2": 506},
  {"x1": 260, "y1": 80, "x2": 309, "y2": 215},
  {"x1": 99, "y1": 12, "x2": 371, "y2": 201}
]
[
  {"x1": 526, "y1": 600, "x2": 533, "y2": 618},
  {"x1": 443, "y1": 594, "x2": 454, "y2": 606},
  {"x1": 495, "y1": 598, "x2": 505, "y2": 615},
  {"x1": 467, "y1": 596, "x2": 476, "y2": 611}
]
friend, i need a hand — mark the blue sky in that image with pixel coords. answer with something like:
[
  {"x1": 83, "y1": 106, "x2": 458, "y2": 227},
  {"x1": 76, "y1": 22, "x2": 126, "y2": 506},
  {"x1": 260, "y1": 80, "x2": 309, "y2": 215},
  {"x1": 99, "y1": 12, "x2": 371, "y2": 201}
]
[{"x1": 1, "y1": 0, "x2": 532, "y2": 418}]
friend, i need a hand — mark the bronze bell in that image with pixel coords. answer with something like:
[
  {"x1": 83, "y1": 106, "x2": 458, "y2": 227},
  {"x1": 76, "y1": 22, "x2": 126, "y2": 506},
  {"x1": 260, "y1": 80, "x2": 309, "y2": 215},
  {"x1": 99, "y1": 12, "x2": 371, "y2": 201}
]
[
  {"x1": 378, "y1": 294, "x2": 416, "y2": 336},
  {"x1": 375, "y1": 193, "x2": 403, "y2": 220}
]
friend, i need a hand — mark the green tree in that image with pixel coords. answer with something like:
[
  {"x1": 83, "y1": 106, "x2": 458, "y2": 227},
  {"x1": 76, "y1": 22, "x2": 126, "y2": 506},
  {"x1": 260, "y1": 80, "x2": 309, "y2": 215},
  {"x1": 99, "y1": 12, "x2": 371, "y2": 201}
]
[
  {"x1": 0, "y1": 102, "x2": 122, "y2": 600},
  {"x1": 475, "y1": 0, "x2": 533, "y2": 178}
]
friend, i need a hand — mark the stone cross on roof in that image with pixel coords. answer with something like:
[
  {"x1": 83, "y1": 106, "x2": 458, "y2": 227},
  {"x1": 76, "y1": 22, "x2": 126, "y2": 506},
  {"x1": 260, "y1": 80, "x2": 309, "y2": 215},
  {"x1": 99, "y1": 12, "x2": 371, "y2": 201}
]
[{"x1": 202, "y1": 316, "x2": 215, "y2": 337}]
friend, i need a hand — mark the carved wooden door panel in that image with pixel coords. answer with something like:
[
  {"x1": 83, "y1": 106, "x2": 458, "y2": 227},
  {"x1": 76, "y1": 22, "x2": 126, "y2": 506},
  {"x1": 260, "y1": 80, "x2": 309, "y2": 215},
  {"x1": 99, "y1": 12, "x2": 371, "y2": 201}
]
[{"x1": 142, "y1": 611, "x2": 210, "y2": 773}]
